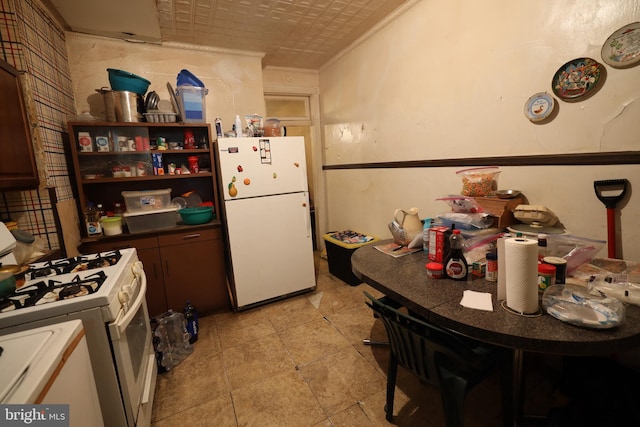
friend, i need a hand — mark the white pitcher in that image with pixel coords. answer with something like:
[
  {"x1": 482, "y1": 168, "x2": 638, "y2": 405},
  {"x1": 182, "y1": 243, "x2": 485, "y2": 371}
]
[{"x1": 393, "y1": 208, "x2": 422, "y2": 236}]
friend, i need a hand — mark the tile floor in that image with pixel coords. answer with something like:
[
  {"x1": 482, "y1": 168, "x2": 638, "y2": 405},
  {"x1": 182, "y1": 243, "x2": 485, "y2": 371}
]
[{"x1": 150, "y1": 253, "x2": 559, "y2": 427}]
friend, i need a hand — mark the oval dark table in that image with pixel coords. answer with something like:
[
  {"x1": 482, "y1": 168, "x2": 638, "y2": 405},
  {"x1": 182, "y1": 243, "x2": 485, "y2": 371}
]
[{"x1": 351, "y1": 240, "x2": 640, "y2": 426}]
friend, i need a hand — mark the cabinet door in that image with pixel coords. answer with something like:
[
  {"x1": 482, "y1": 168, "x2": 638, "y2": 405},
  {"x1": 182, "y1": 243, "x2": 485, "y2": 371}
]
[
  {"x1": 160, "y1": 230, "x2": 228, "y2": 313},
  {"x1": 137, "y1": 246, "x2": 168, "y2": 317},
  {"x1": 0, "y1": 59, "x2": 38, "y2": 190}
]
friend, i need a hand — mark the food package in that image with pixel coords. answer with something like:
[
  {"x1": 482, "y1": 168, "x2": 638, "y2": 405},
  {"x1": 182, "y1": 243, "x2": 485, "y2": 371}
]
[{"x1": 456, "y1": 166, "x2": 501, "y2": 197}]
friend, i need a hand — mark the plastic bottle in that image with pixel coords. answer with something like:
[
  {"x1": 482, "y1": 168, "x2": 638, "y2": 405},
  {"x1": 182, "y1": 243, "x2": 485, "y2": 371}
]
[
  {"x1": 445, "y1": 229, "x2": 468, "y2": 281},
  {"x1": 113, "y1": 202, "x2": 125, "y2": 217},
  {"x1": 96, "y1": 203, "x2": 106, "y2": 220},
  {"x1": 537, "y1": 233, "x2": 548, "y2": 262},
  {"x1": 183, "y1": 300, "x2": 199, "y2": 344},
  {"x1": 234, "y1": 115, "x2": 243, "y2": 137},
  {"x1": 422, "y1": 217, "x2": 433, "y2": 253},
  {"x1": 84, "y1": 202, "x2": 102, "y2": 236}
]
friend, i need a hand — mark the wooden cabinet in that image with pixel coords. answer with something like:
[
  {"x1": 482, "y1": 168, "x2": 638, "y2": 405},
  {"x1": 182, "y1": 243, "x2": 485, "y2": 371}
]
[
  {"x1": 78, "y1": 226, "x2": 229, "y2": 317},
  {"x1": 70, "y1": 121, "x2": 229, "y2": 316},
  {"x1": 67, "y1": 121, "x2": 218, "y2": 232},
  {"x1": 0, "y1": 59, "x2": 39, "y2": 190}
]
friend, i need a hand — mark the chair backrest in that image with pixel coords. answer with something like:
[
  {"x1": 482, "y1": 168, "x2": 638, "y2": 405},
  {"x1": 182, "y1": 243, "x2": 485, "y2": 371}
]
[{"x1": 363, "y1": 291, "x2": 487, "y2": 387}]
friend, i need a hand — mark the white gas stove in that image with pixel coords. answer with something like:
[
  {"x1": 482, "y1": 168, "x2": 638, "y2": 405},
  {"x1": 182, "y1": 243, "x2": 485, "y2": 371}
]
[{"x1": 0, "y1": 247, "x2": 157, "y2": 427}]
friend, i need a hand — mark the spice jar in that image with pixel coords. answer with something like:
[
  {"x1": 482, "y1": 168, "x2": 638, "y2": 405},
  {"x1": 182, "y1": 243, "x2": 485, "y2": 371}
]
[
  {"x1": 485, "y1": 251, "x2": 497, "y2": 282},
  {"x1": 538, "y1": 263, "x2": 556, "y2": 293}
]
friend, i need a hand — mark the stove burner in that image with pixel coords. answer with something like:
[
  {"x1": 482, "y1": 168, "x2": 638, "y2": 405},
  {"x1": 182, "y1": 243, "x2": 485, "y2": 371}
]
[
  {"x1": 25, "y1": 250, "x2": 122, "y2": 280},
  {"x1": 0, "y1": 271, "x2": 107, "y2": 312}
]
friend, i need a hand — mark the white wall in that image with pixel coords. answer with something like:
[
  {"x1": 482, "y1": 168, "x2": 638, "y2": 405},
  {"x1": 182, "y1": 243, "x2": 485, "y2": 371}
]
[{"x1": 319, "y1": 0, "x2": 640, "y2": 260}]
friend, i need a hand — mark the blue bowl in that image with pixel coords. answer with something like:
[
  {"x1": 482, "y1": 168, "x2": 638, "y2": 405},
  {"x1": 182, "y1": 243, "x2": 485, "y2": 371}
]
[{"x1": 107, "y1": 68, "x2": 151, "y2": 95}]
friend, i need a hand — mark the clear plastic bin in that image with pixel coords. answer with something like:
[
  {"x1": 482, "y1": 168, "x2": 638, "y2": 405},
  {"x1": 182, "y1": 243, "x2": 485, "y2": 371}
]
[
  {"x1": 123, "y1": 207, "x2": 177, "y2": 233},
  {"x1": 176, "y1": 86, "x2": 207, "y2": 123},
  {"x1": 122, "y1": 188, "x2": 171, "y2": 212}
]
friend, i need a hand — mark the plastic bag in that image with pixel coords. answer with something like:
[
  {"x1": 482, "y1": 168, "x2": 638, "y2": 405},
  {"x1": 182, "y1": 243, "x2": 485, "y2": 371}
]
[
  {"x1": 542, "y1": 284, "x2": 625, "y2": 329},
  {"x1": 435, "y1": 195, "x2": 485, "y2": 213},
  {"x1": 546, "y1": 235, "x2": 606, "y2": 274},
  {"x1": 456, "y1": 166, "x2": 501, "y2": 197},
  {"x1": 435, "y1": 212, "x2": 494, "y2": 230},
  {"x1": 588, "y1": 274, "x2": 640, "y2": 307}
]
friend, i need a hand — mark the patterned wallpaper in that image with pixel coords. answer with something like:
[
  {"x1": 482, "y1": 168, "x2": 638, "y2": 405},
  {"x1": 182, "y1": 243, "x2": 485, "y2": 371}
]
[{"x1": 0, "y1": 0, "x2": 76, "y2": 253}]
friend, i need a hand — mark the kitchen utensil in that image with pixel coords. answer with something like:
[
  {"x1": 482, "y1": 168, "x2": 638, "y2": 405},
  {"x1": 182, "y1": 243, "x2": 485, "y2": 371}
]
[
  {"x1": 96, "y1": 88, "x2": 117, "y2": 121},
  {"x1": 393, "y1": 208, "x2": 422, "y2": 236},
  {"x1": 145, "y1": 91, "x2": 159, "y2": 111},
  {"x1": 166, "y1": 82, "x2": 183, "y2": 122},
  {"x1": 552, "y1": 58, "x2": 605, "y2": 102},
  {"x1": 178, "y1": 206, "x2": 213, "y2": 225},
  {"x1": 107, "y1": 68, "x2": 150, "y2": 95},
  {"x1": 593, "y1": 179, "x2": 629, "y2": 259},
  {"x1": 601, "y1": 22, "x2": 640, "y2": 69}
]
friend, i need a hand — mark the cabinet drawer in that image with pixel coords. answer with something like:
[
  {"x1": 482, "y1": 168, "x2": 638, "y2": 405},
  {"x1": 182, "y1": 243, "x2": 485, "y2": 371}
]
[
  {"x1": 158, "y1": 227, "x2": 221, "y2": 247},
  {"x1": 79, "y1": 235, "x2": 159, "y2": 253}
]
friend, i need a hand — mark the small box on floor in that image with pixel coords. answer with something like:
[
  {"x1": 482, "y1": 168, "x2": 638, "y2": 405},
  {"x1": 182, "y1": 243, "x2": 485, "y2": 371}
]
[{"x1": 323, "y1": 230, "x2": 379, "y2": 286}]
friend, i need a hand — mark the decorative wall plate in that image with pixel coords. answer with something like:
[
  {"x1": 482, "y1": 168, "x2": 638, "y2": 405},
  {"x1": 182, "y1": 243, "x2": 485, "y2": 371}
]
[
  {"x1": 601, "y1": 22, "x2": 640, "y2": 68},
  {"x1": 524, "y1": 92, "x2": 555, "y2": 123},
  {"x1": 551, "y1": 57, "x2": 605, "y2": 102}
]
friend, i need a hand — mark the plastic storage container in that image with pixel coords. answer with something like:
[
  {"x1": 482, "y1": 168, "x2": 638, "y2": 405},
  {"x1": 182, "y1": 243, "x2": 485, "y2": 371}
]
[
  {"x1": 122, "y1": 189, "x2": 172, "y2": 212},
  {"x1": 123, "y1": 207, "x2": 177, "y2": 233},
  {"x1": 323, "y1": 230, "x2": 379, "y2": 286},
  {"x1": 176, "y1": 86, "x2": 208, "y2": 122}
]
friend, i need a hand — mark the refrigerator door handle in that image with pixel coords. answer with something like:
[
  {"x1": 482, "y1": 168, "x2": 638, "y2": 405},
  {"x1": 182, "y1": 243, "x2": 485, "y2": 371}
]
[{"x1": 304, "y1": 202, "x2": 311, "y2": 238}]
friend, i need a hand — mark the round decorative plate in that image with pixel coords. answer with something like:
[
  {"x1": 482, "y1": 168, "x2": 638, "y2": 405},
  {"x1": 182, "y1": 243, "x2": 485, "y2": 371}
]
[
  {"x1": 551, "y1": 57, "x2": 605, "y2": 102},
  {"x1": 601, "y1": 22, "x2": 640, "y2": 68},
  {"x1": 524, "y1": 92, "x2": 555, "y2": 122}
]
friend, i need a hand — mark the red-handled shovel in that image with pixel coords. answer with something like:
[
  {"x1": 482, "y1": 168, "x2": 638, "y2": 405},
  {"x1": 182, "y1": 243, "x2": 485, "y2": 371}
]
[{"x1": 593, "y1": 179, "x2": 629, "y2": 259}]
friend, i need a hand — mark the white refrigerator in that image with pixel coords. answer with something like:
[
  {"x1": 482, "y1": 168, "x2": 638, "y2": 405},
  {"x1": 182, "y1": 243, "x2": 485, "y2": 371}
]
[{"x1": 216, "y1": 136, "x2": 316, "y2": 309}]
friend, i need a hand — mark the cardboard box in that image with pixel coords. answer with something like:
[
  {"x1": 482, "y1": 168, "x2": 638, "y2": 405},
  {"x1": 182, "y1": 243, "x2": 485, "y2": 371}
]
[
  {"x1": 473, "y1": 196, "x2": 524, "y2": 228},
  {"x1": 428, "y1": 226, "x2": 450, "y2": 262},
  {"x1": 323, "y1": 231, "x2": 379, "y2": 286}
]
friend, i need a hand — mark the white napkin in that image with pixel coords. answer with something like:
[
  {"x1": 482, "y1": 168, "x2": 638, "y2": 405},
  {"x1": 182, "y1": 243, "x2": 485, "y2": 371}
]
[{"x1": 460, "y1": 290, "x2": 494, "y2": 312}]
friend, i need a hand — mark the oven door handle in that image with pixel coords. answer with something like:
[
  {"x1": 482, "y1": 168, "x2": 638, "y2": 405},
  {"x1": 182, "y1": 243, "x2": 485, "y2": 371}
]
[{"x1": 109, "y1": 271, "x2": 147, "y2": 340}]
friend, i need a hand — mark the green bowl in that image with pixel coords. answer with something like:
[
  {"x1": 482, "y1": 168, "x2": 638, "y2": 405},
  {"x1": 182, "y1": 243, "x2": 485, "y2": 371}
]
[
  {"x1": 179, "y1": 206, "x2": 213, "y2": 225},
  {"x1": 107, "y1": 68, "x2": 151, "y2": 95}
]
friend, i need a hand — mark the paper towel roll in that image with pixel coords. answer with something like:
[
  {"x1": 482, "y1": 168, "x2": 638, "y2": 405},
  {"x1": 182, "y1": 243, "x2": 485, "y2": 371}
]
[{"x1": 505, "y1": 237, "x2": 539, "y2": 314}]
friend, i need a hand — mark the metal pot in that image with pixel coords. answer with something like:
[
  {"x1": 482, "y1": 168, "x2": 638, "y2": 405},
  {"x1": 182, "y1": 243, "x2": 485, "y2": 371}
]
[
  {"x1": 0, "y1": 265, "x2": 19, "y2": 298},
  {"x1": 97, "y1": 88, "x2": 144, "y2": 122}
]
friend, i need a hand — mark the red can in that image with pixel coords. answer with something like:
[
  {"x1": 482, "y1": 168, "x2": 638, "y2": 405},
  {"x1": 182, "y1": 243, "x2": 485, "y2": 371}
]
[{"x1": 187, "y1": 156, "x2": 199, "y2": 173}]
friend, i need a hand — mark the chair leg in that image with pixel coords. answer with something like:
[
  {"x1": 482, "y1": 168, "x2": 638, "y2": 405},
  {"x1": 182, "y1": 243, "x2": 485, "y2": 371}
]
[
  {"x1": 385, "y1": 355, "x2": 399, "y2": 422},
  {"x1": 440, "y1": 376, "x2": 469, "y2": 427},
  {"x1": 362, "y1": 338, "x2": 389, "y2": 346}
]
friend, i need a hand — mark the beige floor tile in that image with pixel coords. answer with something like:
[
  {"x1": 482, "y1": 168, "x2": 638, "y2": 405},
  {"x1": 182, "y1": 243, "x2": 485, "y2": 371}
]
[
  {"x1": 279, "y1": 317, "x2": 351, "y2": 365},
  {"x1": 152, "y1": 350, "x2": 228, "y2": 421},
  {"x1": 298, "y1": 346, "x2": 386, "y2": 416},
  {"x1": 314, "y1": 283, "x2": 370, "y2": 317},
  {"x1": 262, "y1": 295, "x2": 325, "y2": 332},
  {"x1": 151, "y1": 391, "x2": 237, "y2": 427},
  {"x1": 223, "y1": 333, "x2": 297, "y2": 391},
  {"x1": 232, "y1": 370, "x2": 326, "y2": 427},
  {"x1": 217, "y1": 315, "x2": 278, "y2": 350},
  {"x1": 329, "y1": 403, "x2": 377, "y2": 426},
  {"x1": 193, "y1": 313, "x2": 222, "y2": 355}
]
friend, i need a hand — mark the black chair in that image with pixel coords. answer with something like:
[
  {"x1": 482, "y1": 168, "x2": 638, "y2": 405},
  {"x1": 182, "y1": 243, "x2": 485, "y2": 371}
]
[{"x1": 364, "y1": 291, "x2": 501, "y2": 427}]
